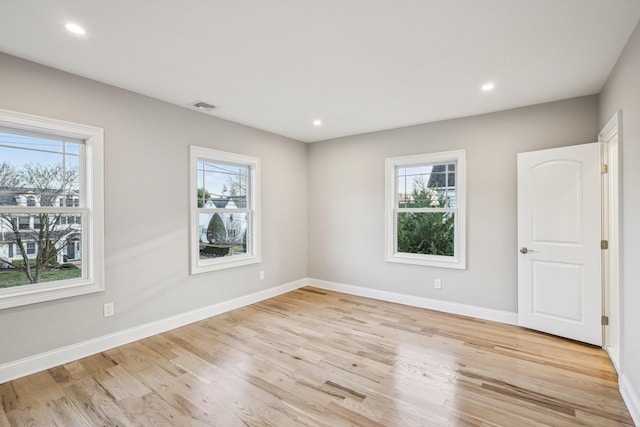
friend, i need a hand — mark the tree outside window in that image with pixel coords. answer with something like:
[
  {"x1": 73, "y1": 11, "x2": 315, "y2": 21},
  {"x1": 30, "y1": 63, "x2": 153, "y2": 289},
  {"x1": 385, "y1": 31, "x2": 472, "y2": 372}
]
[{"x1": 0, "y1": 133, "x2": 83, "y2": 286}]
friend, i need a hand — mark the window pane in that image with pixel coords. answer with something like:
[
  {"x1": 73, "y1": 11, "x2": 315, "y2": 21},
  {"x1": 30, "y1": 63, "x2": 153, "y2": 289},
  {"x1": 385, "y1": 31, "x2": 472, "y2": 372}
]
[
  {"x1": 0, "y1": 213, "x2": 83, "y2": 288},
  {"x1": 65, "y1": 141, "x2": 81, "y2": 155},
  {"x1": 196, "y1": 160, "x2": 248, "y2": 209},
  {"x1": 397, "y1": 163, "x2": 456, "y2": 208},
  {"x1": 0, "y1": 132, "x2": 82, "y2": 207},
  {"x1": 18, "y1": 216, "x2": 30, "y2": 229},
  {"x1": 397, "y1": 212, "x2": 455, "y2": 256},
  {"x1": 198, "y1": 212, "x2": 248, "y2": 258}
]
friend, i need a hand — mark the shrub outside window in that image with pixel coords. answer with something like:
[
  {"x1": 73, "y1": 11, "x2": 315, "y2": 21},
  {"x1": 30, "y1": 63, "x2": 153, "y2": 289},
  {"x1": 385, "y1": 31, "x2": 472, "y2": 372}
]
[
  {"x1": 190, "y1": 146, "x2": 261, "y2": 274},
  {"x1": 0, "y1": 109, "x2": 104, "y2": 309},
  {"x1": 385, "y1": 150, "x2": 466, "y2": 269}
]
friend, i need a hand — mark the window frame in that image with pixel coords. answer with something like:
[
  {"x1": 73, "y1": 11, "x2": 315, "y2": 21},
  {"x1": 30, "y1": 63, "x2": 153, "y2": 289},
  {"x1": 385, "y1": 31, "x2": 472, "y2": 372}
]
[
  {"x1": 0, "y1": 108, "x2": 104, "y2": 309},
  {"x1": 385, "y1": 150, "x2": 466, "y2": 269},
  {"x1": 189, "y1": 145, "x2": 261, "y2": 274}
]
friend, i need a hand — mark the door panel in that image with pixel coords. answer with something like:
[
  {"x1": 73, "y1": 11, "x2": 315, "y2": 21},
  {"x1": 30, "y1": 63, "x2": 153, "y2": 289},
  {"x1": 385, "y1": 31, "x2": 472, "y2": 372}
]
[
  {"x1": 532, "y1": 161, "x2": 582, "y2": 243},
  {"x1": 518, "y1": 143, "x2": 601, "y2": 346},
  {"x1": 532, "y1": 261, "x2": 582, "y2": 321}
]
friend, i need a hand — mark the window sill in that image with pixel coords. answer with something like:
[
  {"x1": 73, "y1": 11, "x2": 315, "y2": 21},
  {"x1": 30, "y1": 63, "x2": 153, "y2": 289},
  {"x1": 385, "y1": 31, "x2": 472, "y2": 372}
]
[
  {"x1": 0, "y1": 278, "x2": 103, "y2": 309},
  {"x1": 191, "y1": 254, "x2": 261, "y2": 275},
  {"x1": 386, "y1": 253, "x2": 466, "y2": 270}
]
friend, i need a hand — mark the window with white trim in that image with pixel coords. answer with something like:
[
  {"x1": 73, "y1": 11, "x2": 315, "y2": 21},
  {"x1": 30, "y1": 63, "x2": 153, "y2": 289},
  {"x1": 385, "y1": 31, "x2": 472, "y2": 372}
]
[
  {"x1": 385, "y1": 150, "x2": 466, "y2": 269},
  {"x1": 190, "y1": 146, "x2": 260, "y2": 274},
  {"x1": 0, "y1": 109, "x2": 104, "y2": 309}
]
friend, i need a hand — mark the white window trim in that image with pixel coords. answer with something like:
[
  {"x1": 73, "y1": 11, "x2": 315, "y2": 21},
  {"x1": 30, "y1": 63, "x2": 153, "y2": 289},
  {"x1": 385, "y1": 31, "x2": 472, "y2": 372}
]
[
  {"x1": 189, "y1": 146, "x2": 261, "y2": 274},
  {"x1": 0, "y1": 108, "x2": 105, "y2": 309},
  {"x1": 385, "y1": 149, "x2": 466, "y2": 269}
]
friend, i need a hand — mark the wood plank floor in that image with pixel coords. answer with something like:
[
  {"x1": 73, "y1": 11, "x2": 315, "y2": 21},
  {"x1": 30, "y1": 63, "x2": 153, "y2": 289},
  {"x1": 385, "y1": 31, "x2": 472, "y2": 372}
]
[{"x1": 0, "y1": 287, "x2": 634, "y2": 426}]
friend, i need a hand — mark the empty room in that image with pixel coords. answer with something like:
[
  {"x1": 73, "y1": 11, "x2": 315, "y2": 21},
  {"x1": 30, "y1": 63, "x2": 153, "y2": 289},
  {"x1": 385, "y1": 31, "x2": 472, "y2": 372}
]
[{"x1": 1, "y1": 1, "x2": 639, "y2": 425}]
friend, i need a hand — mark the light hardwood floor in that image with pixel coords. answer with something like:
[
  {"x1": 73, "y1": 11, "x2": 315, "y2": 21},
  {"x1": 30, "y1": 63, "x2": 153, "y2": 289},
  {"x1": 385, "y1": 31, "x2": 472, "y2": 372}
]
[{"x1": 0, "y1": 287, "x2": 634, "y2": 426}]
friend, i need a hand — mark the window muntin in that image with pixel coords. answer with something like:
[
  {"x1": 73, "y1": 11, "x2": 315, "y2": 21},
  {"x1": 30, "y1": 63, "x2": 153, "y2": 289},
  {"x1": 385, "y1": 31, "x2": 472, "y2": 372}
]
[
  {"x1": 0, "y1": 109, "x2": 103, "y2": 308},
  {"x1": 190, "y1": 146, "x2": 260, "y2": 274},
  {"x1": 385, "y1": 150, "x2": 466, "y2": 269}
]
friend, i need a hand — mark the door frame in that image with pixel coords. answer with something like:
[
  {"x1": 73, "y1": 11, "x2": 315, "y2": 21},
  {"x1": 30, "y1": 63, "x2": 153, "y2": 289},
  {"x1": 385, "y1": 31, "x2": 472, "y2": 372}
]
[{"x1": 599, "y1": 111, "x2": 622, "y2": 371}]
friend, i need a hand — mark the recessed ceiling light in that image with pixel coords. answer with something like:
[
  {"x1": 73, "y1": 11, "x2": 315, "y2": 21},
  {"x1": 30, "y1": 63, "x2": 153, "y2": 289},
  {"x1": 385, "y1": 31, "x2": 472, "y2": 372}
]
[
  {"x1": 65, "y1": 23, "x2": 86, "y2": 35},
  {"x1": 481, "y1": 82, "x2": 495, "y2": 92},
  {"x1": 313, "y1": 119, "x2": 322, "y2": 126}
]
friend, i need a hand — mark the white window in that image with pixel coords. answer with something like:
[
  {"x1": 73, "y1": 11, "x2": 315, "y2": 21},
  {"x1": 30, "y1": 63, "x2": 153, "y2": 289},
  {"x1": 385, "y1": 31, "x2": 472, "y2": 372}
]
[
  {"x1": 26, "y1": 242, "x2": 36, "y2": 255},
  {"x1": 0, "y1": 109, "x2": 104, "y2": 309},
  {"x1": 190, "y1": 146, "x2": 261, "y2": 274},
  {"x1": 385, "y1": 150, "x2": 466, "y2": 269}
]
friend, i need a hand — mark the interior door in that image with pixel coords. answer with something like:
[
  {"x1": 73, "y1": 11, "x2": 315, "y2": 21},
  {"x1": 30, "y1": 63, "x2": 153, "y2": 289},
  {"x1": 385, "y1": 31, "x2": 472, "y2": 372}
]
[{"x1": 517, "y1": 143, "x2": 602, "y2": 346}]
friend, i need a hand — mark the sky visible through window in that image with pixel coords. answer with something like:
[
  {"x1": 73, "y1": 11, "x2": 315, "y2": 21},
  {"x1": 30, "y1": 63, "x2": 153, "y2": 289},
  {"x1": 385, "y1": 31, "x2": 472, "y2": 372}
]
[
  {"x1": 197, "y1": 160, "x2": 247, "y2": 201},
  {"x1": 0, "y1": 131, "x2": 81, "y2": 195},
  {"x1": 397, "y1": 164, "x2": 434, "y2": 197}
]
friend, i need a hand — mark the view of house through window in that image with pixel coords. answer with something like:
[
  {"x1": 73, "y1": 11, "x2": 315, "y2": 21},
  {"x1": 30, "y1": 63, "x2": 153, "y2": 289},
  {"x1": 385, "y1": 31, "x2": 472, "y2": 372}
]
[
  {"x1": 0, "y1": 130, "x2": 84, "y2": 288},
  {"x1": 197, "y1": 160, "x2": 250, "y2": 258},
  {"x1": 386, "y1": 150, "x2": 466, "y2": 269},
  {"x1": 190, "y1": 146, "x2": 261, "y2": 274}
]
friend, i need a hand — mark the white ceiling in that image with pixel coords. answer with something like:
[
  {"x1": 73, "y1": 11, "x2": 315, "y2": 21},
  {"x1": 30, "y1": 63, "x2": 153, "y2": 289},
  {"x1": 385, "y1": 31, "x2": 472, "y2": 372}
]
[{"x1": 1, "y1": 1, "x2": 639, "y2": 142}]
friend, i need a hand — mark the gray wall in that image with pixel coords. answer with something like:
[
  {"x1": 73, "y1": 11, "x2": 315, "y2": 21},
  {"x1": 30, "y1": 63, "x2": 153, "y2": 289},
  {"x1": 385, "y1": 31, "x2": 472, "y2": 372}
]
[
  {"x1": 0, "y1": 53, "x2": 308, "y2": 364},
  {"x1": 599, "y1": 19, "x2": 640, "y2": 413},
  {"x1": 308, "y1": 96, "x2": 599, "y2": 313}
]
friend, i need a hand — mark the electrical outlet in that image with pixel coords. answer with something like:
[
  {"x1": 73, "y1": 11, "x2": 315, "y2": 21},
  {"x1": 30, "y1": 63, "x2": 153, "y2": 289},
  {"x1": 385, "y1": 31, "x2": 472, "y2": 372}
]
[
  {"x1": 434, "y1": 279, "x2": 442, "y2": 289},
  {"x1": 259, "y1": 270, "x2": 265, "y2": 280},
  {"x1": 103, "y1": 302, "x2": 114, "y2": 317}
]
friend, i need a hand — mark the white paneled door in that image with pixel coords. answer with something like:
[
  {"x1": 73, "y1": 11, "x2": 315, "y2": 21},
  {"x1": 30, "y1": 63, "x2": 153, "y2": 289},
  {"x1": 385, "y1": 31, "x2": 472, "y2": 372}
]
[{"x1": 517, "y1": 143, "x2": 602, "y2": 346}]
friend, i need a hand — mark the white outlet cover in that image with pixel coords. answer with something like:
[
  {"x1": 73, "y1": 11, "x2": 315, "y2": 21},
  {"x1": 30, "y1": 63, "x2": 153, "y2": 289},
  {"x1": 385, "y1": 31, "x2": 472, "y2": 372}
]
[{"x1": 103, "y1": 302, "x2": 114, "y2": 317}]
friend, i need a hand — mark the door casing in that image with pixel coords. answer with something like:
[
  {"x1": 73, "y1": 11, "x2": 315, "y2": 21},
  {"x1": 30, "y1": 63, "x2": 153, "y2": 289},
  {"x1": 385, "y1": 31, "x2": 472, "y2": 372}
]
[{"x1": 599, "y1": 111, "x2": 622, "y2": 370}]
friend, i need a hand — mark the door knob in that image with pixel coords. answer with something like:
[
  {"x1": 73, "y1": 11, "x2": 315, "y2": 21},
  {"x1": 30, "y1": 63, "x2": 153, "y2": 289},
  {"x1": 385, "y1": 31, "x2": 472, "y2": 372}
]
[{"x1": 520, "y1": 247, "x2": 534, "y2": 254}]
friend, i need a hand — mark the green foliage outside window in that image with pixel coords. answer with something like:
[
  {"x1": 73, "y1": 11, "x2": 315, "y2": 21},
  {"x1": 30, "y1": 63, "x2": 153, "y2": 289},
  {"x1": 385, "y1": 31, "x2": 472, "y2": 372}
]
[
  {"x1": 397, "y1": 212, "x2": 455, "y2": 256},
  {"x1": 397, "y1": 177, "x2": 455, "y2": 256},
  {"x1": 197, "y1": 188, "x2": 211, "y2": 208},
  {"x1": 206, "y1": 213, "x2": 227, "y2": 244}
]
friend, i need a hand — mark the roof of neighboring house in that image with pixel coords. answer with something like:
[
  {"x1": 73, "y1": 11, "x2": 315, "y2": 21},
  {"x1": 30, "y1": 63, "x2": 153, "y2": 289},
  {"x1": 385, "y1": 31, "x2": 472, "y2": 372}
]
[
  {"x1": 0, "y1": 187, "x2": 79, "y2": 207},
  {"x1": 427, "y1": 164, "x2": 455, "y2": 188},
  {"x1": 0, "y1": 228, "x2": 80, "y2": 243},
  {"x1": 205, "y1": 196, "x2": 247, "y2": 209},
  {"x1": 0, "y1": 192, "x2": 17, "y2": 206}
]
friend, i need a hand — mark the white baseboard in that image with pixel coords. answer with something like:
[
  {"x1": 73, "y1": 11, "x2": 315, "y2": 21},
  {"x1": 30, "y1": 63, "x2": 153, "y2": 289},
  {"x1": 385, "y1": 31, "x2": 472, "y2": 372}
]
[
  {"x1": 307, "y1": 278, "x2": 518, "y2": 325},
  {"x1": 620, "y1": 374, "x2": 640, "y2": 426},
  {"x1": 605, "y1": 346, "x2": 621, "y2": 373},
  {"x1": 0, "y1": 278, "x2": 306, "y2": 384}
]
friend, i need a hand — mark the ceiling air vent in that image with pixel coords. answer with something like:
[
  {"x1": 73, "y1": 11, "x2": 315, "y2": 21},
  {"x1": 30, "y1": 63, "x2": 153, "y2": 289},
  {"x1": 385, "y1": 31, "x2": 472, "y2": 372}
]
[{"x1": 190, "y1": 101, "x2": 216, "y2": 111}]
